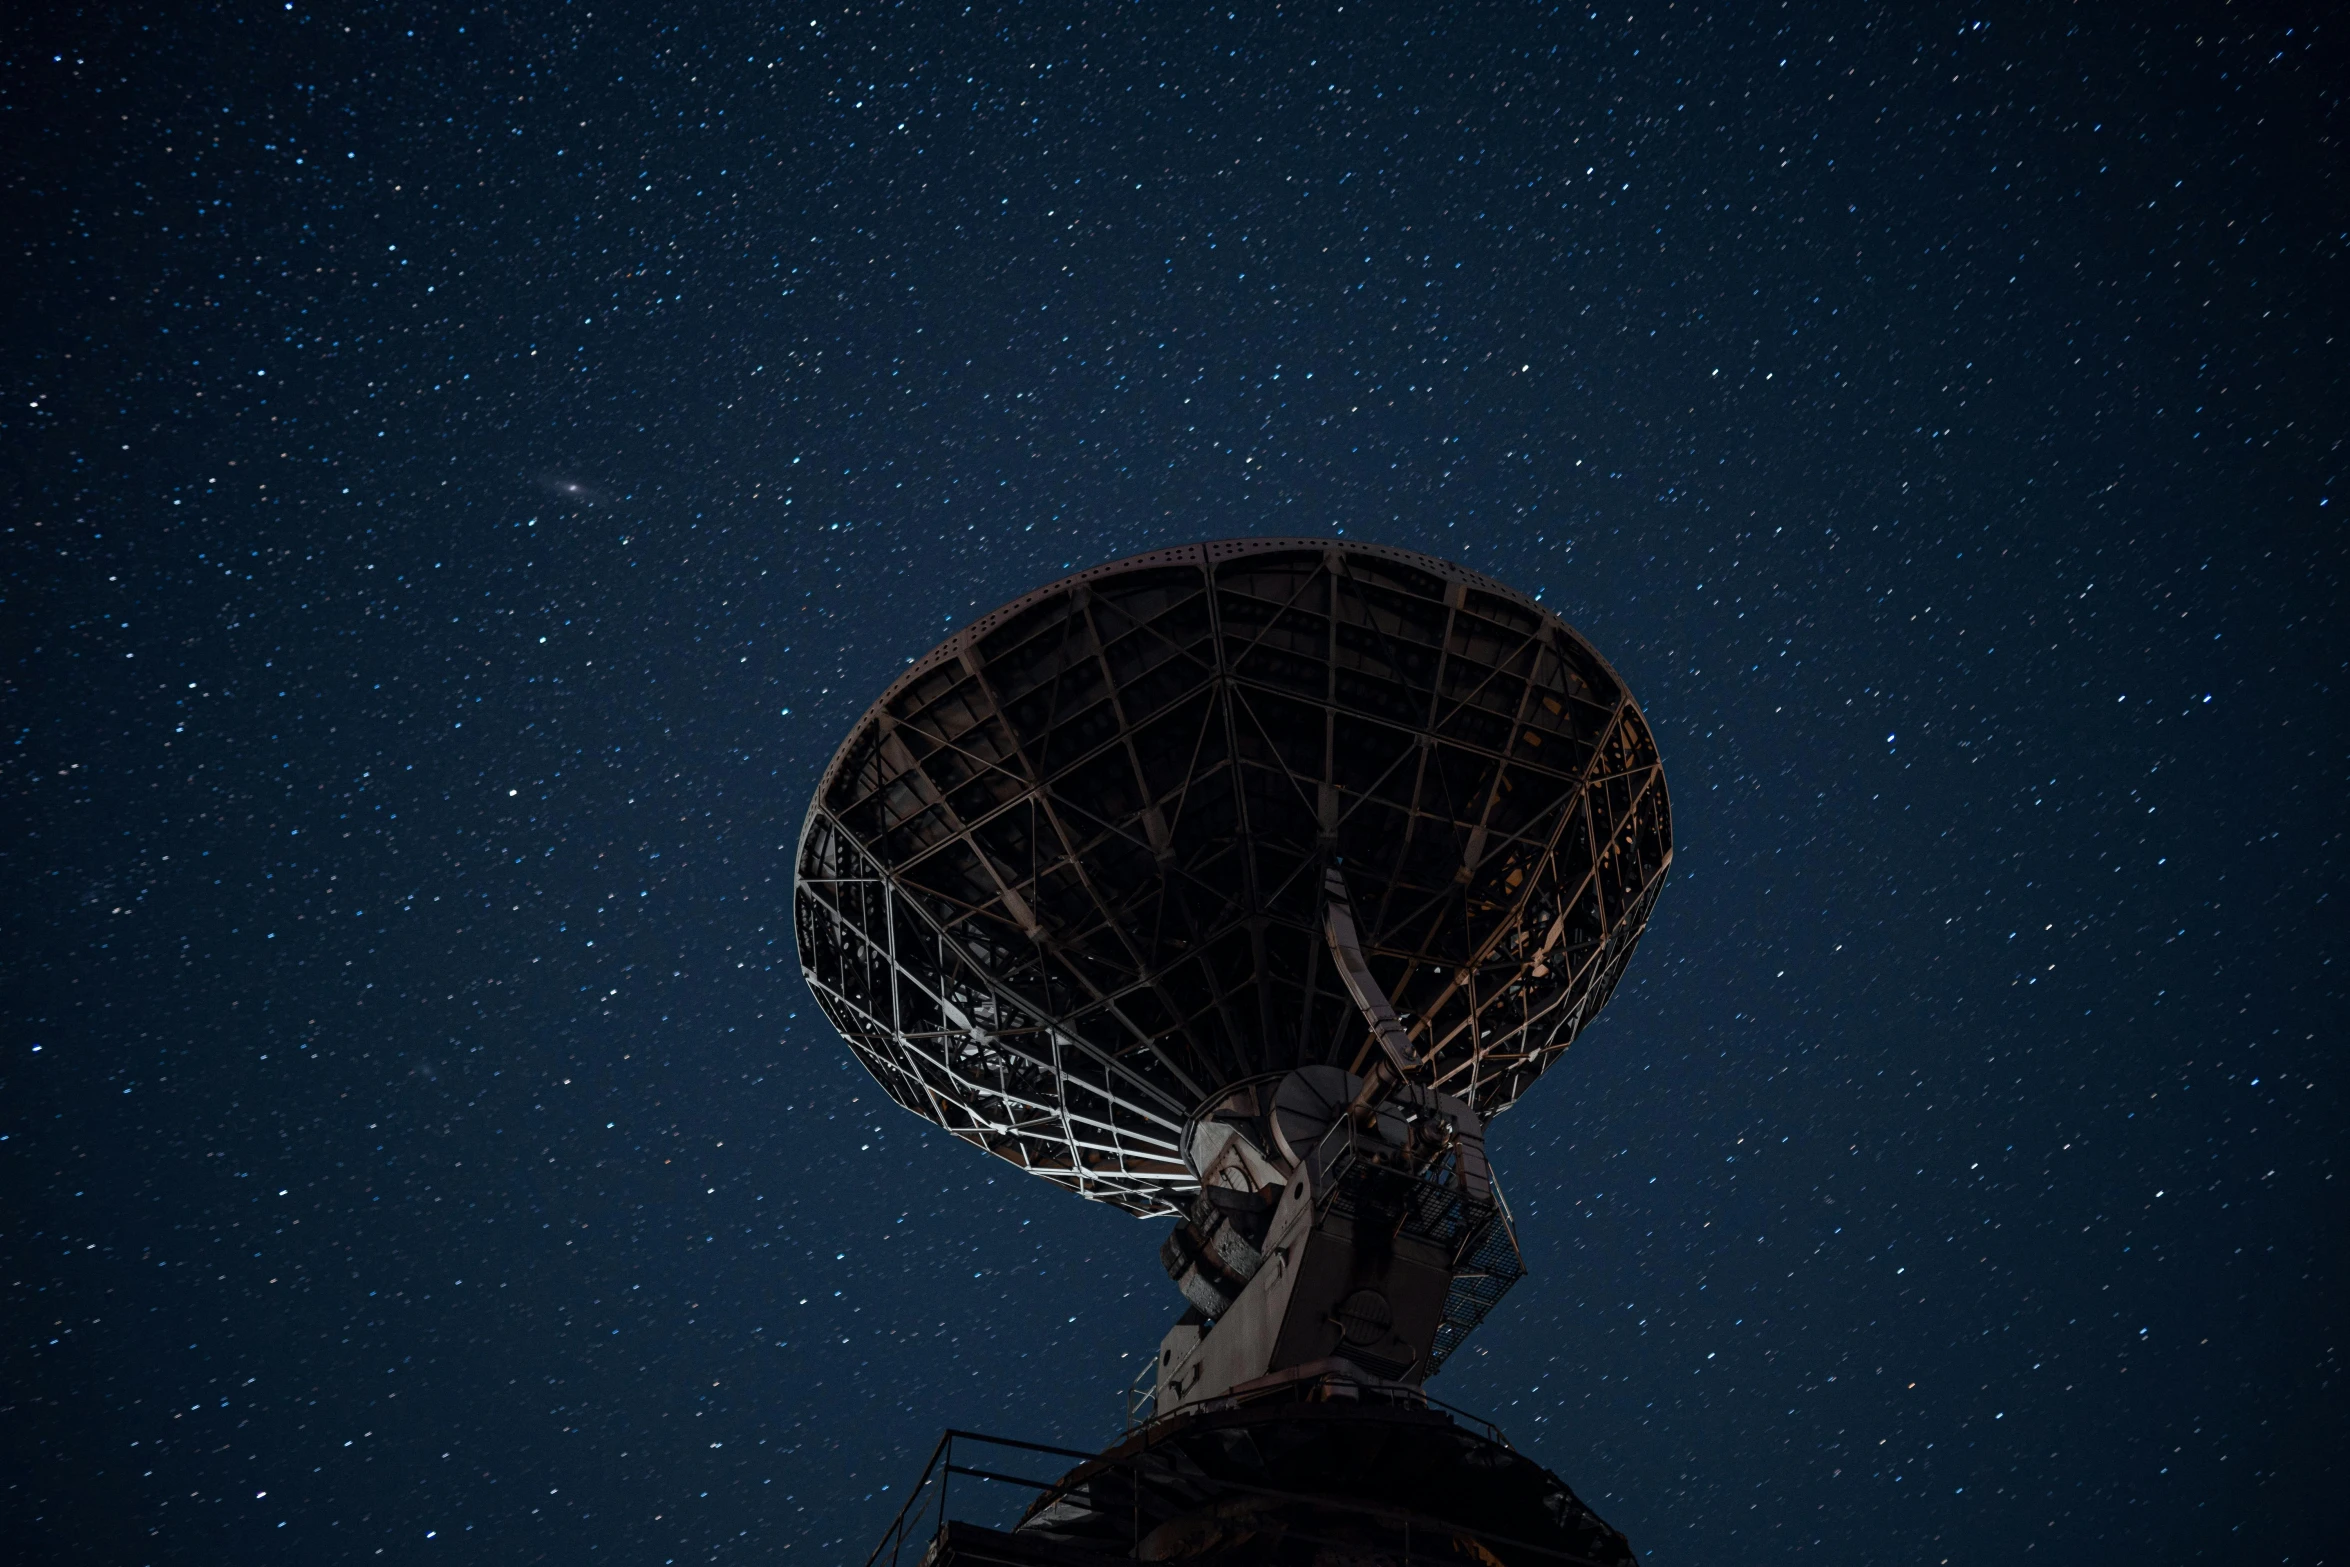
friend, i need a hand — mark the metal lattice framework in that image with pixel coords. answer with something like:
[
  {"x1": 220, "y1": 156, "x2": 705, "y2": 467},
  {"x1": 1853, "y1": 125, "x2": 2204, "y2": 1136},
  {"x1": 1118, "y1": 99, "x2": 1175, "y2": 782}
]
[{"x1": 794, "y1": 539, "x2": 1672, "y2": 1216}]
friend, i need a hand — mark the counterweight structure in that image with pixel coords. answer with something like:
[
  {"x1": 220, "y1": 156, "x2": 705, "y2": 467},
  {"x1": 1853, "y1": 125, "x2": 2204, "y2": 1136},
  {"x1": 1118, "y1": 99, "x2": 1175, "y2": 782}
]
[{"x1": 795, "y1": 540, "x2": 1671, "y2": 1565}]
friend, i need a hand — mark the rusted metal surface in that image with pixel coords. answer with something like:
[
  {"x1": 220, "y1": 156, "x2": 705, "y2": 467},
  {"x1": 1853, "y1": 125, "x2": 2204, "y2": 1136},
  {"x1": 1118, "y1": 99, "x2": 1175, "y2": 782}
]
[{"x1": 795, "y1": 539, "x2": 1672, "y2": 1216}]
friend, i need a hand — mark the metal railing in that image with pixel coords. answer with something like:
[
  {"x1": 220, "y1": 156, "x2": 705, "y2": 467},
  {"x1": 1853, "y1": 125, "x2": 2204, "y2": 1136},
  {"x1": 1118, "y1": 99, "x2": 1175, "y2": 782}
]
[
  {"x1": 1122, "y1": 1354, "x2": 1159, "y2": 1432},
  {"x1": 862, "y1": 1429, "x2": 1099, "y2": 1567},
  {"x1": 1306, "y1": 1117, "x2": 1527, "y2": 1372},
  {"x1": 863, "y1": 1407, "x2": 1625, "y2": 1567}
]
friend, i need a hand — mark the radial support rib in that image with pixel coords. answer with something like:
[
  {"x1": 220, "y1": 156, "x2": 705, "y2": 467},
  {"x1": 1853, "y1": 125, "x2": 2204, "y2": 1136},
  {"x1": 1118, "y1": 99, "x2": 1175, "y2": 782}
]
[{"x1": 1323, "y1": 867, "x2": 1425, "y2": 1073}]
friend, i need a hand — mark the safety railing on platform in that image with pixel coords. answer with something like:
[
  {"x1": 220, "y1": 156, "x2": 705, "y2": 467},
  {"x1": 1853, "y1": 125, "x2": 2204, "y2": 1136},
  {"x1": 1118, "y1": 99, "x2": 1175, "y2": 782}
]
[
  {"x1": 1122, "y1": 1353, "x2": 1159, "y2": 1431},
  {"x1": 862, "y1": 1429, "x2": 1099, "y2": 1567},
  {"x1": 865, "y1": 1405, "x2": 1593, "y2": 1567},
  {"x1": 1308, "y1": 1117, "x2": 1528, "y2": 1372}
]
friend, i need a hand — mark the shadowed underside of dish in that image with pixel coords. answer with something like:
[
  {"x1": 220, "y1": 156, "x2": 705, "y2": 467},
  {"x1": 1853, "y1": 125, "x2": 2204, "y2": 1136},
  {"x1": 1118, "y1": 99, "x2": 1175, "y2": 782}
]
[{"x1": 794, "y1": 539, "x2": 1671, "y2": 1217}]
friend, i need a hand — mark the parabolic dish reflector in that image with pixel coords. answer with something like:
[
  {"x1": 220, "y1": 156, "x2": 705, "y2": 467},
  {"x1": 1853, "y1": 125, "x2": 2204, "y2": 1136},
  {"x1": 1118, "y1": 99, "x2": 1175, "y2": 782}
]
[{"x1": 793, "y1": 539, "x2": 1671, "y2": 1216}]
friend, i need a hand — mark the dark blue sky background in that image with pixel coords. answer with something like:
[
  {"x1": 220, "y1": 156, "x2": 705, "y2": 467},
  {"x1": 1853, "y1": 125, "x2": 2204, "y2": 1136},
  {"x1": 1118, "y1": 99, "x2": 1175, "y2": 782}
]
[{"x1": 5, "y1": 2, "x2": 2342, "y2": 1563}]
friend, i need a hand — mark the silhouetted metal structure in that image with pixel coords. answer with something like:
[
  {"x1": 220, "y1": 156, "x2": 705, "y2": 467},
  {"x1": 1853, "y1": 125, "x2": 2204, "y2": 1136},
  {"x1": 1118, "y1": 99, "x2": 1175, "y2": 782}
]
[{"x1": 795, "y1": 540, "x2": 1670, "y2": 1565}]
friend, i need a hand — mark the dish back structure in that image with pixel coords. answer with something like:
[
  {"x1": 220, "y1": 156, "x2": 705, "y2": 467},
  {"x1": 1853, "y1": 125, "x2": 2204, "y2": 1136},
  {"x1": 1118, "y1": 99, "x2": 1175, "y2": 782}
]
[{"x1": 794, "y1": 539, "x2": 1672, "y2": 1217}]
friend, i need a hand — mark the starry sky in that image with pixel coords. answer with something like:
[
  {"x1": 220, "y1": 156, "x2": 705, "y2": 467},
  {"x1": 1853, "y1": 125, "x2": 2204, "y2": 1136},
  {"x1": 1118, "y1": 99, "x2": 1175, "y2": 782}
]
[{"x1": 5, "y1": 3, "x2": 2343, "y2": 1563}]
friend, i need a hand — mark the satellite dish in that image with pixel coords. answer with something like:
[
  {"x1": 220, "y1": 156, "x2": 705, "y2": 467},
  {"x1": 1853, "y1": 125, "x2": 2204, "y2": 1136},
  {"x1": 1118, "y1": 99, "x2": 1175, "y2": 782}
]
[
  {"x1": 807, "y1": 541, "x2": 1671, "y2": 1565},
  {"x1": 794, "y1": 539, "x2": 1671, "y2": 1216}
]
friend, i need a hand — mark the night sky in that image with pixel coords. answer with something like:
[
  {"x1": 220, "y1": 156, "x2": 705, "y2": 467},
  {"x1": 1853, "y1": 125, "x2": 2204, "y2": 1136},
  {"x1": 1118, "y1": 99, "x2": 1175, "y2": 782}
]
[{"x1": 6, "y1": 3, "x2": 2344, "y2": 1563}]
